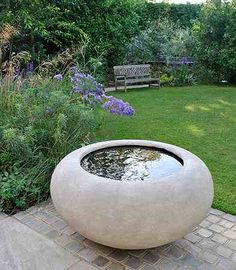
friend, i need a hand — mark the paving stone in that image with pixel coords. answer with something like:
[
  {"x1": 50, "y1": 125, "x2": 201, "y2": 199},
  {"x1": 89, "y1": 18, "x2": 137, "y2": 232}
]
[
  {"x1": 44, "y1": 229, "x2": 61, "y2": 240},
  {"x1": 155, "y1": 244, "x2": 172, "y2": 252},
  {"x1": 176, "y1": 264, "x2": 195, "y2": 270},
  {"x1": 45, "y1": 203, "x2": 55, "y2": 211},
  {"x1": 78, "y1": 247, "x2": 98, "y2": 262},
  {"x1": 218, "y1": 220, "x2": 234, "y2": 229},
  {"x1": 143, "y1": 250, "x2": 161, "y2": 264},
  {"x1": 140, "y1": 263, "x2": 156, "y2": 270},
  {"x1": 231, "y1": 253, "x2": 236, "y2": 262},
  {"x1": 180, "y1": 253, "x2": 203, "y2": 268},
  {"x1": 55, "y1": 234, "x2": 74, "y2": 247},
  {"x1": 93, "y1": 255, "x2": 110, "y2": 267},
  {"x1": 223, "y1": 214, "x2": 236, "y2": 223},
  {"x1": 106, "y1": 262, "x2": 125, "y2": 270},
  {"x1": 210, "y1": 209, "x2": 225, "y2": 216},
  {"x1": 94, "y1": 244, "x2": 114, "y2": 256},
  {"x1": 83, "y1": 239, "x2": 114, "y2": 255},
  {"x1": 45, "y1": 206, "x2": 58, "y2": 215},
  {"x1": 33, "y1": 221, "x2": 53, "y2": 234},
  {"x1": 128, "y1": 249, "x2": 147, "y2": 257},
  {"x1": 61, "y1": 225, "x2": 77, "y2": 236},
  {"x1": 26, "y1": 205, "x2": 39, "y2": 214},
  {"x1": 109, "y1": 250, "x2": 129, "y2": 262},
  {"x1": 152, "y1": 244, "x2": 171, "y2": 256},
  {"x1": 158, "y1": 258, "x2": 178, "y2": 270},
  {"x1": 69, "y1": 260, "x2": 98, "y2": 270},
  {"x1": 174, "y1": 240, "x2": 202, "y2": 258},
  {"x1": 3, "y1": 202, "x2": 236, "y2": 270},
  {"x1": 209, "y1": 224, "x2": 225, "y2": 233},
  {"x1": 124, "y1": 256, "x2": 143, "y2": 269},
  {"x1": 197, "y1": 228, "x2": 213, "y2": 238},
  {"x1": 206, "y1": 215, "x2": 221, "y2": 223},
  {"x1": 65, "y1": 240, "x2": 83, "y2": 254},
  {"x1": 199, "y1": 220, "x2": 211, "y2": 228},
  {"x1": 21, "y1": 214, "x2": 42, "y2": 228},
  {"x1": 0, "y1": 217, "x2": 79, "y2": 270},
  {"x1": 212, "y1": 234, "x2": 228, "y2": 244},
  {"x1": 184, "y1": 233, "x2": 202, "y2": 244},
  {"x1": 185, "y1": 244, "x2": 202, "y2": 258},
  {"x1": 163, "y1": 245, "x2": 185, "y2": 259},
  {"x1": 216, "y1": 258, "x2": 236, "y2": 270},
  {"x1": 13, "y1": 210, "x2": 29, "y2": 220},
  {"x1": 174, "y1": 239, "x2": 190, "y2": 249},
  {"x1": 84, "y1": 239, "x2": 99, "y2": 248},
  {"x1": 72, "y1": 232, "x2": 86, "y2": 241},
  {"x1": 33, "y1": 210, "x2": 52, "y2": 221},
  {"x1": 198, "y1": 239, "x2": 217, "y2": 249},
  {"x1": 197, "y1": 263, "x2": 216, "y2": 270},
  {"x1": 216, "y1": 245, "x2": 233, "y2": 258},
  {"x1": 223, "y1": 230, "x2": 236, "y2": 240},
  {"x1": 44, "y1": 215, "x2": 61, "y2": 225},
  {"x1": 0, "y1": 212, "x2": 8, "y2": 221},
  {"x1": 201, "y1": 250, "x2": 219, "y2": 264},
  {"x1": 227, "y1": 240, "x2": 236, "y2": 251},
  {"x1": 52, "y1": 219, "x2": 68, "y2": 231}
]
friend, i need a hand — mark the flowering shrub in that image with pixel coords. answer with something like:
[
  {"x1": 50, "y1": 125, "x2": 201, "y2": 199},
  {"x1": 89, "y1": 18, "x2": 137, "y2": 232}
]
[
  {"x1": 0, "y1": 68, "x2": 135, "y2": 213},
  {"x1": 70, "y1": 69, "x2": 135, "y2": 116},
  {"x1": 0, "y1": 78, "x2": 100, "y2": 213},
  {"x1": 103, "y1": 97, "x2": 135, "y2": 116}
]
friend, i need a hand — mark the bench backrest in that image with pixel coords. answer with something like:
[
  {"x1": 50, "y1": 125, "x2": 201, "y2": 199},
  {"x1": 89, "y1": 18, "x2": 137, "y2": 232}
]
[{"x1": 114, "y1": 64, "x2": 150, "y2": 78}]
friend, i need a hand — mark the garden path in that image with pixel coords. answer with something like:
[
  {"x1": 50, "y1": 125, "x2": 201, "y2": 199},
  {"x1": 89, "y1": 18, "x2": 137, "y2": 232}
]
[{"x1": 0, "y1": 201, "x2": 236, "y2": 270}]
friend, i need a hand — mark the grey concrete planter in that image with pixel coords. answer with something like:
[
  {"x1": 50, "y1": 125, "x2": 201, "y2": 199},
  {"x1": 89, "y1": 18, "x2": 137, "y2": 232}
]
[{"x1": 51, "y1": 140, "x2": 214, "y2": 249}]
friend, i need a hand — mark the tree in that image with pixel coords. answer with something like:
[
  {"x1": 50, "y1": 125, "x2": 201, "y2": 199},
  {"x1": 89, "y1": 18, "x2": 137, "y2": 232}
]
[{"x1": 194, "y1": 0, "x2": 236, "y2": 83}]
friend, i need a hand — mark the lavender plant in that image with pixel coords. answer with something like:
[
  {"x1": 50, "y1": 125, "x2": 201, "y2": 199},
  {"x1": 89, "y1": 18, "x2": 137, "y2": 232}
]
[{"x1": 70, "y1": 69, "x2": 135, "y2": 116}]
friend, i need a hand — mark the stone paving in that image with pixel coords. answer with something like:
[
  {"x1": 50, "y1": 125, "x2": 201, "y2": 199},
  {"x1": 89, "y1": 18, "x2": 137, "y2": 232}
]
[{"x1": 1, "y1": 201, "x2": 236, "y2": 270}]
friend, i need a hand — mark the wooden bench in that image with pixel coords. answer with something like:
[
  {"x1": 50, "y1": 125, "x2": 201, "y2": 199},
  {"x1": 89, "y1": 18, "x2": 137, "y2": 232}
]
[{"x1": 113, "y1": 64, "x2": 160, "y2": 92}]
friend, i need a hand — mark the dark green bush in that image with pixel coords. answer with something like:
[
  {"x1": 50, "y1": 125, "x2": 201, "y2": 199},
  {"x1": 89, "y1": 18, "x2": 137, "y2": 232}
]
[
  {"x1": 0, "y1": 78, "x2": 102, "y2": 213},
  {"x1": 193, "y1": 0, "x2": 236, "y2": 83},
  {"x1": 0, "y1": 0, "x2": 202, "y2": 81}
]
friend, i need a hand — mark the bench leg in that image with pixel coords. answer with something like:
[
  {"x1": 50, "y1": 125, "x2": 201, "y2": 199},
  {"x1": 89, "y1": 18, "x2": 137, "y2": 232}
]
[
  {"x1": 124, "y1": 80, "x2": 127, "y2": 92},
  {"x1": 115, "y1": 81, "x2": 117, "y2": 91}
]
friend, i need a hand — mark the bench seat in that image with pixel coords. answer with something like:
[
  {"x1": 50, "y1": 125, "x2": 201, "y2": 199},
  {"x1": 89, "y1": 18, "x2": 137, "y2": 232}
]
[{"x1": 114, "y1": 64, "x2": 160, "y2": 91}]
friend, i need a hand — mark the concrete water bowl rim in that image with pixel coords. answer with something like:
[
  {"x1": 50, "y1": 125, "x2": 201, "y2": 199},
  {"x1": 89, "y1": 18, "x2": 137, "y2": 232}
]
[{"x1": 75, "y1": 139, "x2": 200, "y2": 183}]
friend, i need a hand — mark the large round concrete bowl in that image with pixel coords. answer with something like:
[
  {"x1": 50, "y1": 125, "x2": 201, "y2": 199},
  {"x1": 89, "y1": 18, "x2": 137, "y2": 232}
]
[{"x1": 51, "y1": 140, "x2": 214, "y2": 249}]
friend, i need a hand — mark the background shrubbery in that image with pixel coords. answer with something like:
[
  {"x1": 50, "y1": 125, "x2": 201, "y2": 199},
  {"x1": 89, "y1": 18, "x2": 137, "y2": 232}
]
[{"x1": 2, "y1": 0, "x2": 234, "y2": 84}]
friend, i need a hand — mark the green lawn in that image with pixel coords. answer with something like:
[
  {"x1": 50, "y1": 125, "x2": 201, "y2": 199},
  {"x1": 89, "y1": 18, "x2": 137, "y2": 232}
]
[{"x1": 97, "y1": 85, "x2": 236, "y2": 215}]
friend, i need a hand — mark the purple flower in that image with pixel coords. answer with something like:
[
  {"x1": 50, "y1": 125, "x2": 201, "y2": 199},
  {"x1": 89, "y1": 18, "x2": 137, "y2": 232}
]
[
  {"x1": 103, "y1": 97, "x2": 135, "y2": 116},
  {"x1": 71, "y1": 71, "x2": 104, "y2": 100},
  {"x1": 53, "y1": 74, "x2": 63, "y2": 81},
  {"x1": 26, "y1": 61, "x2": 34, "y2": 76},
  {"x1": 70, "y1": 70, "x2": 135, "y2": 116}
]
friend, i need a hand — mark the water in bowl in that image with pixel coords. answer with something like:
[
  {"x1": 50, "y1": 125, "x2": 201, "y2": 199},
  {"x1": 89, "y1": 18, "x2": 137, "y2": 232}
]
[{"x1": 81, "y1": 146, "x2": 183, "y2": 181}]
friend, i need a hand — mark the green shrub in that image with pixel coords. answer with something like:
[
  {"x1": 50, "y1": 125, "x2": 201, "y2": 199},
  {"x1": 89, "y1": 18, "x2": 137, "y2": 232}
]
[
  {"x1": 0, "y1": 78, "x2": 101, "y2": 213},
  {"x1": 193, "y1": 0, "x2": 236, "y2": 83},
  {"x1": 125, "y1": 18, "x2": 195, "y2": 64},
  {"x1": 170, "y1": 66, "x2": 196, "y2": 86}
]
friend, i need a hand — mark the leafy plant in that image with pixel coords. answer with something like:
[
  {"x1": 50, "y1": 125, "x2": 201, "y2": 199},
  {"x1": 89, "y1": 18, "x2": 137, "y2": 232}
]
[
  {"x1": 193, "y1": 0, "x2": 236, "y2": 83},
  {"x1": 0, "y1": 66, "x2": 134, "y2": 213}
]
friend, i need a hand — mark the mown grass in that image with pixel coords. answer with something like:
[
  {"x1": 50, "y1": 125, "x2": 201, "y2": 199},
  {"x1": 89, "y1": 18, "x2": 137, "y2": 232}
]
[{"x1": 97, "y1": 85, "x2": 236, "y2": 214}]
